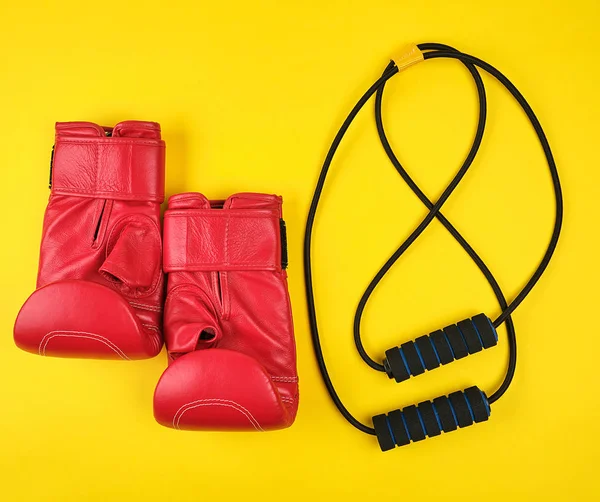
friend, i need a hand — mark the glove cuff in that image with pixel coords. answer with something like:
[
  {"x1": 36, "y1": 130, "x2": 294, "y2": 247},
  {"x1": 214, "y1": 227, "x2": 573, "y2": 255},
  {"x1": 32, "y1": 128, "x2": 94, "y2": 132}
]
[
  {"x1": 163, "y1": 201, "x2": 283, "y2": 272},
  {"x1": 51, "y1": 121, "x2": 165, "y2": 202}
]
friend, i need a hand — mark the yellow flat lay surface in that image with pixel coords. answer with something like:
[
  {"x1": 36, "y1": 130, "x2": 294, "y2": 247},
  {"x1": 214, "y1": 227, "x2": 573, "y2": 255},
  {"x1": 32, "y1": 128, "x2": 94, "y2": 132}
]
[{"x1": 1, "y1": 1, "x2": 598, "y2": 500}]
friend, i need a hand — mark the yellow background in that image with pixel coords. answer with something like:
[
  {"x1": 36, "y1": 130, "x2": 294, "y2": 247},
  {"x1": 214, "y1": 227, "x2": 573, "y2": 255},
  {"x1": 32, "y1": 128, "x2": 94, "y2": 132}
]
[{"x1": 1, "y1": 1, "x2": 598, "y2": 500}]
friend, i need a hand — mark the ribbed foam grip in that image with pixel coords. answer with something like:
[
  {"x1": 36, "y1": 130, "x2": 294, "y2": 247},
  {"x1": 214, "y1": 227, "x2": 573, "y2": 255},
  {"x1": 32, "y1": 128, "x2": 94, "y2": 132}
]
[
  {"x1": 372, "y1": 386, "x2": 491, "y2": 451},
  {"x1": 383, "y1": 314, "x2": 498, "y2": 382}
]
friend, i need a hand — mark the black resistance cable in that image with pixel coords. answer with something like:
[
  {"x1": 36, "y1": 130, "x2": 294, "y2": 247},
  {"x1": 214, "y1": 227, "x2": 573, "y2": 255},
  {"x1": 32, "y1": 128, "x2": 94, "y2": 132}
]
[
  {"x1": 354, "y1": 45, "x2": 489, "y2": 374},
  {"x1": 303, "y1": 43, "x2": 563, "y2": 451},
  {"x1": 367, "y1": 43, "x2": 516, "y2": 405}
]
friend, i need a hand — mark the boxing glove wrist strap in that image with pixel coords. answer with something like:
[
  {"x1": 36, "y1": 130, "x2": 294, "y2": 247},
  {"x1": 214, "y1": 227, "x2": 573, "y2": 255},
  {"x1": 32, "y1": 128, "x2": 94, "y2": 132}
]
[
  {"x1": 51, "y1": 137, "x2": 165, "y2": 202},
  {"x1": 163, "y1": 210, "x2": 283, "y2": 272}
]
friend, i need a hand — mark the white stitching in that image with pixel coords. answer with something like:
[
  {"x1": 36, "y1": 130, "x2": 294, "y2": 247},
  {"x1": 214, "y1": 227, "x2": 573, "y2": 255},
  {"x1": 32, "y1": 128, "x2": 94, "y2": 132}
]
[
  {"x1": 270, "y1": 376, "x2": 298, "y2": 382},
  {"x1": 39, "y1": 331, "x2": 129, "y2": 360},
  {"x1": 38, "y1": 331, "x2": 130, "y2": 360},
  {"x1": 130, "y1": 301, "x2": 161, "y2": 312},
  {"x1": 129, "y1": 301, "x2": 161, "y2": 312},
  {"x1": 174, "y1": 402, "x2": 262, "y2": 431},
  {"x1": 172, "y1": 399, "x2": 264, "y2": 431}
]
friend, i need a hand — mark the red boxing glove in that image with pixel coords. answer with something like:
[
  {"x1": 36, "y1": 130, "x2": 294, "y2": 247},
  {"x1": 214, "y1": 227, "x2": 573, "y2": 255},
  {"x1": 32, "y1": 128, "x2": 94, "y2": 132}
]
[
  {"x1": 14, "y1": 121, "x2": 165, "y2": 360},
  {"x1": 154, "y1": 192, "x2": 299, "y2": 431}
]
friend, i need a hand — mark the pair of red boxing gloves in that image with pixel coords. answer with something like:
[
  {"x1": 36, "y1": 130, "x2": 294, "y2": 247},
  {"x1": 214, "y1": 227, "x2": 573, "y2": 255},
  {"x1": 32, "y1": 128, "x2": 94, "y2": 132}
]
[{"x1": 13, "y1": 121, "x2": 299, "y2": 432}]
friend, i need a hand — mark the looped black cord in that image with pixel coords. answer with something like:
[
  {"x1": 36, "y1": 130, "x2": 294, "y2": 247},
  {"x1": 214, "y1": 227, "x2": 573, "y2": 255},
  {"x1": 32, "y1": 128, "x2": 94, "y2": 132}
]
[
  {"x1": 359, "y1": 43, "x2": 517, "y2": 404},
  {"x1": 353, "y1": 44, "x2": 488, "y2": 374},
  {"x1": 421, "y1": 49, "x2": 563, "y2": 326},
  {"x1": 303, "y1": 43, "x2": 563, "y2": 434},
  {"x1": 304, "y1": 67, "x2": 399, "y2": 435}
]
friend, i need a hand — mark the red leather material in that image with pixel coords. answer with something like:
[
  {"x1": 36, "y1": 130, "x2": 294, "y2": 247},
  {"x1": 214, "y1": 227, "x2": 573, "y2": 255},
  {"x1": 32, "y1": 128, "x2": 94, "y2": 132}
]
[
  {"x1": 163, "y1": 207, "x2": 281, "y2": 272},
  {"x1": 52, "y1": 121, "x2": 165, "y2": 202},
  {"x1": 154, "y1": 350, "x2": 289, "y2": 431},
  {"x1": 154, "y1": 192, "x2": 299, "y2": 431},
  {"x1": 14, "y1": 281, "x2": 160, "y2": 359},
  {"x1": 14, "y1": 121, "x2": 165, "y2": 360}
]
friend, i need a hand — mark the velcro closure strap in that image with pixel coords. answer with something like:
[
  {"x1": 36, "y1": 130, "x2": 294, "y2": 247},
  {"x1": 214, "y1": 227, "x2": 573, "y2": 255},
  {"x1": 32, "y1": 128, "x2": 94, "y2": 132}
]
[
  {"x1": 51, "y1": 137, "x2": 165, "y2": 202},
  {"x1": 163, "y1": 209, "x2": 281, "y2": 272}
]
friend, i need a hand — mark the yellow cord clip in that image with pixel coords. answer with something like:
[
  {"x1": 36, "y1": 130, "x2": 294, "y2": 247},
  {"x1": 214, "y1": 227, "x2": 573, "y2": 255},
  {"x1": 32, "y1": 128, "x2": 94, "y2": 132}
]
[{"x1": 392, "y1": 44, "x2": 424, "y2": 72}]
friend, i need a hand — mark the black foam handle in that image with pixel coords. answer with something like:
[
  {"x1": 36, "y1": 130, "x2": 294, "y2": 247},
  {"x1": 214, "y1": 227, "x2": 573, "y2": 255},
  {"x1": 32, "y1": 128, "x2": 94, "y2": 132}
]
[
  {"x1": 383, "y1": 313, "x2": 498, "y2": 382},
  {"x1": 372, "y1": 386, "x2": 491, "y2": 451}
]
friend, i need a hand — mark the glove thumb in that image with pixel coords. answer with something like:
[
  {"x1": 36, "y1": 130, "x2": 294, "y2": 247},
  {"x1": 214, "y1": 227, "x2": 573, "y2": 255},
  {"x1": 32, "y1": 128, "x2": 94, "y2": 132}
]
[
  {"x1": 100, "y1": 219, "x2": 160, "y2": 293},
  {"x1": 164, "y1": 284, "x2": 223, "y2": 359}
]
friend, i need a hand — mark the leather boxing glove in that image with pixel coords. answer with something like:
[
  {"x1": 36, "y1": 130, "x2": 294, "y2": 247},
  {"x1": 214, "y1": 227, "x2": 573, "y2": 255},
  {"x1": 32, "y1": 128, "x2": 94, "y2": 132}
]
[
  {"x1": 14, "y1": 121, "x2": 165, "y2": 360},
  {"x1": 154, "y1": 192, "x2": 299, "y2": 431}
]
